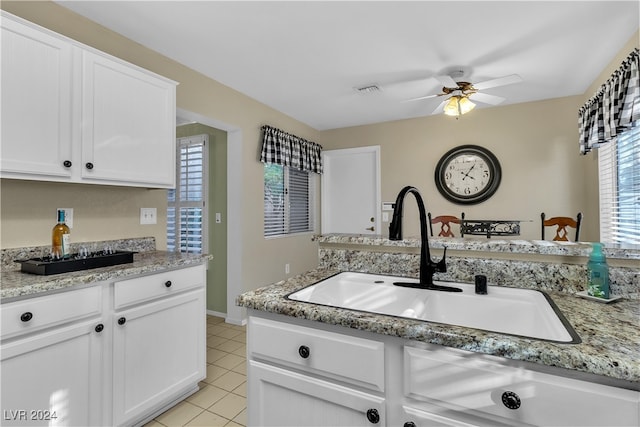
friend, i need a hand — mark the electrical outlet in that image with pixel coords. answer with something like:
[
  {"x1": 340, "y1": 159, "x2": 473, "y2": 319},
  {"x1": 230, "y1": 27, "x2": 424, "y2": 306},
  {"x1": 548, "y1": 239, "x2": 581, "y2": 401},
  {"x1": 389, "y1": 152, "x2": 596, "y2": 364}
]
[
  {"x1": 285, "y1": 263, "x2": 290, "y2": 274},
  {"x1": 57, "y1": 208, "x2": 73, "y2": 228},
  {"x1": 215, "y1": 212, "x2": 222, "y2": 224},
  {"x1": 140, "y1": 208, "x2": 157, "y2": 225}
]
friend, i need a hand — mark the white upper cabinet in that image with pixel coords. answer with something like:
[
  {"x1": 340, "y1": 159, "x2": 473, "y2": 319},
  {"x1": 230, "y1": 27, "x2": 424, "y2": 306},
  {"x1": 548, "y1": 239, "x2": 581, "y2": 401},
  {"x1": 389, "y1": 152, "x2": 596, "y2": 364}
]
[
  {"x1": 80, "y1": 51, "x2": 176, "y2": 187},
  {"x1": 1, "y1": 15, "x2": 74, "y2": 179},
  {"x1": 0, "y1": 12, "x2": 177, "y2": 189}
]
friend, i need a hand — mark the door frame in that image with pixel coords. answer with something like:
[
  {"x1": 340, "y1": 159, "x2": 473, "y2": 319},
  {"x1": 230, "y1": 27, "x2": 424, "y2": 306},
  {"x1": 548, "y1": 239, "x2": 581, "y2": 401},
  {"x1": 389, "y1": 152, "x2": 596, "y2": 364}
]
[{"x1": 321, "y1": 145, "x2": 381, "y2": 235}]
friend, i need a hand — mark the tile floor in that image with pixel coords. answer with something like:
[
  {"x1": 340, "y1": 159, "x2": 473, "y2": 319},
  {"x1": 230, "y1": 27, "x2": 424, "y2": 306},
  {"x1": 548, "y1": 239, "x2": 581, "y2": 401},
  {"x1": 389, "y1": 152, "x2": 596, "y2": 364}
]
[{"x1": 144, "y1": 315, "x2": 247, "y2": 427}]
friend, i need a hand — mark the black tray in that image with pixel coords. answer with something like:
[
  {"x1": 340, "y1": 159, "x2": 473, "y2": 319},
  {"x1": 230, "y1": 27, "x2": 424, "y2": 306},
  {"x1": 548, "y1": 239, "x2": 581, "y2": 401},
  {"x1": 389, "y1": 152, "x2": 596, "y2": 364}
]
[{"x1": 18, "y1": 251, "x2": 135, "y2": 275}]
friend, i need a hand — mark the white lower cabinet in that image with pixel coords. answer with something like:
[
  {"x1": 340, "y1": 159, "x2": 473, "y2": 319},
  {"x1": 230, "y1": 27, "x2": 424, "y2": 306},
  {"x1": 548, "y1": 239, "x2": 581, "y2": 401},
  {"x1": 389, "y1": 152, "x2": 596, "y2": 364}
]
[
  {"x1": 247, "y1": 316, "x2": 386, "y2": 427},
  {"x1": 249, "y1": 361, "x2": 385, "y2": 427},
  {"x1": 1, "y1": 318, "x2": 105, "y2": 427},
  {"x1": 247, "y1": 311, "x2": 640, "y2": 427},
  {"x1": 112, "y1": 288, "x2": 206, "y2": 426},
  {"x1": 0, "y1": 264, "x2": 207, "y2": 427},
  {"x1": 0, "y1": 285, "x2": 104, "y2": 426}
]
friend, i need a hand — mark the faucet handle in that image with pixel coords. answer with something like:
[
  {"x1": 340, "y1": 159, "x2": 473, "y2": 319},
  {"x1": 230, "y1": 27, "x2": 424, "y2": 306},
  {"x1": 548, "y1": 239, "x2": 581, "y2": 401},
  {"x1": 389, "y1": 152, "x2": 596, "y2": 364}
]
[{"x1": 434, "y1": 247, "x2": 447, "y2": 273}]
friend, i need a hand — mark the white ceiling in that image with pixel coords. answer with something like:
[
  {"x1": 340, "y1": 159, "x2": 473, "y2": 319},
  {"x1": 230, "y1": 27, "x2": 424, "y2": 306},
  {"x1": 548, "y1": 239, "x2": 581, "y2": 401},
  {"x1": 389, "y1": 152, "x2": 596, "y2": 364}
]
[{"x1": 56, "y1": 1, "x2": 639, "y2": 130}]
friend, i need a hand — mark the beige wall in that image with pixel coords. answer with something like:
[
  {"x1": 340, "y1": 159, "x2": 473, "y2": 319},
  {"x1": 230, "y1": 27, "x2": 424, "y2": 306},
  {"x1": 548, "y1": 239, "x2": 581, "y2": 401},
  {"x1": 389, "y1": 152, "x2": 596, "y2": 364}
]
[{"x1": 320, "y1": 95, "x2": 589, "y2": 240}]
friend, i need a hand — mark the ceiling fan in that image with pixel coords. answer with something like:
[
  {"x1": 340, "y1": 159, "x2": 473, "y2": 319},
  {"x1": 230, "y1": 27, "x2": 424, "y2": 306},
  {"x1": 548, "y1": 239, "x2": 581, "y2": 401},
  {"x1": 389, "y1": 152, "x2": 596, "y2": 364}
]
[{"x1": 405, "y1": 71, "x2": 523, "y2": 116}]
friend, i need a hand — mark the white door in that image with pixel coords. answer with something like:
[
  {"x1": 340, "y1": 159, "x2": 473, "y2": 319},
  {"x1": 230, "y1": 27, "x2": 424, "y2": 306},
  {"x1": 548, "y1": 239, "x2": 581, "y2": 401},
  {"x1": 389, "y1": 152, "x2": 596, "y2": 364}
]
[{"x1": 321, "y1": 146, "x2": 381, "y2": 234}]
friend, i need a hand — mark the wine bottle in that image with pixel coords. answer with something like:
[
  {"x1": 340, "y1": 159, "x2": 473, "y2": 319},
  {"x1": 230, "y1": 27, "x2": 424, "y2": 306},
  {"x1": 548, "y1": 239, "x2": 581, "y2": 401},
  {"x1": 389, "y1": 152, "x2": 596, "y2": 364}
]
[{"x1": 52, "y1": 210, "x2": 70, "y2": 259}]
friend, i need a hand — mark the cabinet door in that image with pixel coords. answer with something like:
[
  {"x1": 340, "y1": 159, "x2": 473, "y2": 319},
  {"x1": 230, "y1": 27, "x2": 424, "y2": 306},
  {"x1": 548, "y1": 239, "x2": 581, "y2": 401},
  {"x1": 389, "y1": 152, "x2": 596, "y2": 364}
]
[
  {"x1": 248, "y1": 360, "x2": 385, "y2": 427},
  {"x1": 0, "y1": 14, "x2": 74, "y2": 179},
  {"x1": 81, "y1": 50, "x2": 176, "y2": 188},
  {"x1": 112, "y1": 288, "x2": 205, "y2": 426},
  {"x1": 0, "y1": 319, "x2": 105, "y2": 426}
]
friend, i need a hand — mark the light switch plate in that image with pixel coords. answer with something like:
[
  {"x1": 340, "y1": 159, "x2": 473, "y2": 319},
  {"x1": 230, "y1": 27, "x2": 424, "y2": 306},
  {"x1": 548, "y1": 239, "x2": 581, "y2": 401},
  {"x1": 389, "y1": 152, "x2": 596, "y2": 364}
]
[{"x1": 140, "y1": 208, "x2": 157, "y2": 225}]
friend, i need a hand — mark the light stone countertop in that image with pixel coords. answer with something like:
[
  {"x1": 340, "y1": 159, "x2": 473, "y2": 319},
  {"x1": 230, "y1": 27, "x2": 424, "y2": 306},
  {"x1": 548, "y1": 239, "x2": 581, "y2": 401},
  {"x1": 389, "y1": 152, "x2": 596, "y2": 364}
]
[
  {"x1": 237, "y1": 268, "x2": 640, "y2": 389},
  {"x1": 1, "y1": 250, "x2": 212, "y2": 302}
]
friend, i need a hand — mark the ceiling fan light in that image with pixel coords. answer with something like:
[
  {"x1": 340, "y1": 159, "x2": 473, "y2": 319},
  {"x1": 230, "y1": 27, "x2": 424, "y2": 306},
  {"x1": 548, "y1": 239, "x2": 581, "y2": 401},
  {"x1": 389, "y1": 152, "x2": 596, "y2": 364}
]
[
  {"x1": 459, "y1": 96, "x2": 476, "y2": 114},
  {"x1": 443, "y1": 95, "x2": 476, "y2": 116},
  {"x1": 443, "y1": 96, "x2": 462, "y2": 116}
]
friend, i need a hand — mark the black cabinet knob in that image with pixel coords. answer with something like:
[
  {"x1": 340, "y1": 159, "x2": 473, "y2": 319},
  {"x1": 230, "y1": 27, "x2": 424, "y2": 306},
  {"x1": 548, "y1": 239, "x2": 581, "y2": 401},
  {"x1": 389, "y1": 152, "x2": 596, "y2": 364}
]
[
  {"x1": 502, "y1": 391, "x2": 521, "y2": 409},
  {"x1": 366, "y1": 408, "x2": 380, "y2": 424},
  {"x1": 63, "y1": 160, "x2": 72, "y2": 168},
  {"x1": 298, "y1": 345, "x2": 310, "y2": 359},
  {"x1": 404, "y1": 423, "x2": 416, "y2": 427},
  {"x1": 95, "y1": 324, "x2": 104, "y2": 333},
  {"x1": 85, "y1": 162, "x2": 94, "y2": 170},
  {"x1": 165, "y1": 280, "x2": 172, "y2": 288},
  {"x1": 117, "y1": 317, "x2": 126, "y2": 326},
  {"x1": 20, "y1": 312, "x2": 33, "y2": 322}
]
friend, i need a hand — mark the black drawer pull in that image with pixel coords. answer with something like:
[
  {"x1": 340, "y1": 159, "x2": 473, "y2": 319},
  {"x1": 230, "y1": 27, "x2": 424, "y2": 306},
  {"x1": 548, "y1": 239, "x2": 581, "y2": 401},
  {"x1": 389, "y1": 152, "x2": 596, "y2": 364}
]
[
  {"x1": 95, "y1": 324, "x2": 104, "y2": 333},
  {"x1": 165, "y1": 280, "x2": 172, "y2": 288},
  {"x1": 85, "y1": 162, "x2": 94, "y2": 170},
  {"x1": 366, "y1": 408, "x2": 380, "y2": 424},
  {"x1": 298, "y1": 345, "x2": 310, "y2": 359},
  {"x1": 404, "y1": 423, "x2": 416, "y2": 427},
  {"x1": 502, "y1": 391, "x2": 521, "y2": 409},
  {"x1": 20, "y1": 312, "x2": 33, "y2": 322},
  {"x1": 117, "y1": 317, "x2": 126, "y2": 326},
  {"x1": 63, "y1": 160, "x2": 72, "y2": 168}
]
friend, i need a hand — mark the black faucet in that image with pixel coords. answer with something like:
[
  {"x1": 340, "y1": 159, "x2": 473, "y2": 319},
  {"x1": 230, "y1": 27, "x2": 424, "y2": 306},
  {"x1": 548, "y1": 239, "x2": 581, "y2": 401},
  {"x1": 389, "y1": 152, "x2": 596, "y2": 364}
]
[{"x1": 389, "y1": 186, "x2": 457, "y2": 291}]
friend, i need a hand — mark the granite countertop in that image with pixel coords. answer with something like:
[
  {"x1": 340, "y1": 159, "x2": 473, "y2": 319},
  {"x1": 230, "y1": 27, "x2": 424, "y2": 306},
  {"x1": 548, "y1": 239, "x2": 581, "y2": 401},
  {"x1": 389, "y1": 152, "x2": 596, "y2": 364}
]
[
  {"x1": 317, "y1": 233, "x2": 640, "y2": 260},
  {"x1": 1, "y1": 250, "x2": 212, "y2": 302},
  {"x1": 237, "y1": 268, "x2": 640, "y2": 389}
]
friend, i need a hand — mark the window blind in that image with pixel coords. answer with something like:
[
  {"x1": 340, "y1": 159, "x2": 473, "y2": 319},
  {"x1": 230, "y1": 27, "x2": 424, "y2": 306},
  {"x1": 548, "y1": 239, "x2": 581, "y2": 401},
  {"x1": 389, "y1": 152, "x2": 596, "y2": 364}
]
[
  {"x1": 599, "y1": 125, "x2": 640, "y2": 244},
  {"x1": 264, "y1": 164, "x2": 312, "y2": 237},
  {"x1": 168, "y1": 135, "x2": 207, "y2": 252}
]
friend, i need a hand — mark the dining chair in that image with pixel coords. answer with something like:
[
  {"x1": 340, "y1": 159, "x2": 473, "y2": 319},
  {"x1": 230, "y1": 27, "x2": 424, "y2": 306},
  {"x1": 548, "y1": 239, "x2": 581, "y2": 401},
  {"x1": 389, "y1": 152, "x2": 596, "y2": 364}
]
[
  {"x1": 428, "y1": 213, "x2": 463, "y2": 237},
  {"x1": 541, "y1": 212, "x2": 582, "y2": 241}
]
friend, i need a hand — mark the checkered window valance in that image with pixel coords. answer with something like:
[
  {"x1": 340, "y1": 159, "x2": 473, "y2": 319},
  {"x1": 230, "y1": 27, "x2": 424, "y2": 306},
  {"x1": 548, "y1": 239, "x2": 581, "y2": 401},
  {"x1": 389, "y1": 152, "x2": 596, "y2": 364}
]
[
  {"x1": 579, "y1": 48, "x2": 639, "y2": 154},
  {"x1": 259, "y1": 125, "x2": 323, "y2": 174}
]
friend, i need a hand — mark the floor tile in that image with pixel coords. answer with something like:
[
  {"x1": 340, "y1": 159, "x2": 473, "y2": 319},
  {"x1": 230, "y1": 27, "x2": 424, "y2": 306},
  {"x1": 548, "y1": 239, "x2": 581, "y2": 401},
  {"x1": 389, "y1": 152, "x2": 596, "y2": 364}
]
[
  {"x1": 217, "y1": 339, "x2": 244, "y2": 353},
  {"x1": 232, "y1": 382, "x2": 246, "y2": 398},
  {"x1": 231, "y1": 361, "x2": 246, "y2": 375},
  {"x1": 204, "y1": 365, "x2": 229, "y2": 385},
  {"x1": 186, "y1": 384, "x2": 228, "y2": 409},
  {"x1": 232, "y1": 409, "x2": 247, "y2": 426},
  {"x1": 209, "y1": 393, "x2": 246, "y2": 420},
  {"x1": 155, "y1": 401, "x2": 203, "y2": 427},
  {"x1": 206, "y1": 348, "x2": 228, "y2": 364},
  {"x1": 212, "y1": 371, "x2": 246, "y2": 392},
  {"x1": 213, "y1": 353, "x2": 245, "y2": 370},
  {"x1": 185, "y1": 410, "x2": 229, "y2": 427}
]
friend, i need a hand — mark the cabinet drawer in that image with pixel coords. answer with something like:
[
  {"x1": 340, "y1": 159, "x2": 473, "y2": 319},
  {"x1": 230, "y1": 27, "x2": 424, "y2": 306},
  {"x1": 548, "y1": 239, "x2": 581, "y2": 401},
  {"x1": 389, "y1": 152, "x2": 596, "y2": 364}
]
[
  {"x1": 1, "y1": 286, "x2": 102, "y2": 340},
  {"x1": 405, "y1": 345, "x2": 640, "y2": 427},
  {"x1": 249, "y1": 317, "x2": 385, "y2": 392},
  {"x1": 113, "y1": 265, "x2": 205, "y2": 309}
]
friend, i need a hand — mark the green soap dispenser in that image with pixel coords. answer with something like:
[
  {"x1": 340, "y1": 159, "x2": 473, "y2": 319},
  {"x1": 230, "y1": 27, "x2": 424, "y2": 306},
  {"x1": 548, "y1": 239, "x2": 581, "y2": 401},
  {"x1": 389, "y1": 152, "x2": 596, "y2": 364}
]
[{"x1": 587, "y1": 243, "x2": 610, "y2": 299}]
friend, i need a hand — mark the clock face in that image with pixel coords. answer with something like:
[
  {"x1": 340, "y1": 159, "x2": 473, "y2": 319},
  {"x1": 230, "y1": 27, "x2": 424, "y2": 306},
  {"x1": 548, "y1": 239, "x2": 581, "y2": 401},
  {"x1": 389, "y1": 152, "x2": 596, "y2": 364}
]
[{"x1": 435, "y1": 145, "x2": 501, "y2": 204}]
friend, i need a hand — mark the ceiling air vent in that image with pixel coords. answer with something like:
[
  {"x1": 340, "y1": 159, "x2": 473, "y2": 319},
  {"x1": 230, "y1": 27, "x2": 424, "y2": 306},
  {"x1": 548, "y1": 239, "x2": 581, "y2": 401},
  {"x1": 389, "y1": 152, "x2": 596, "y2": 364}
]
[{"x1": 355, "y1": 84, "x2": 381, "y2": 94}]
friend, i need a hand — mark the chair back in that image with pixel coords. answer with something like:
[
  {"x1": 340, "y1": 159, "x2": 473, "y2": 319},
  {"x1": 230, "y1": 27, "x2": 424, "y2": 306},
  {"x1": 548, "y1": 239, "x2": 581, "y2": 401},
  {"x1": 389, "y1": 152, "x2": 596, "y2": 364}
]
[
  {"x1": 428, "y1": 213, "x2": 462, "y2": 237},
  {"x1": 541, "y1": 212, "x2": 582, "y2": 241}
]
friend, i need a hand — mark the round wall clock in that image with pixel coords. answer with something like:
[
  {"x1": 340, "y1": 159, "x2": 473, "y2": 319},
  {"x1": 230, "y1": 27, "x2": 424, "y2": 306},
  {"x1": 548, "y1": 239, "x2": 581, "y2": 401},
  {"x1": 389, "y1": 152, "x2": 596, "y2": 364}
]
[{"x1": 434, "y1": 145, "x2": 502, "y2": 205}]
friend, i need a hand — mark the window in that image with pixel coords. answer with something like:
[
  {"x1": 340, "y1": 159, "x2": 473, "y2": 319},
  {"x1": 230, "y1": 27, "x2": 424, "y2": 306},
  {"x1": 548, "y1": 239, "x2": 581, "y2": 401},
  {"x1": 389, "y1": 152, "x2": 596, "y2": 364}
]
[
  {"x1": 168, "y1": 134, "x2": 208, "y2": 253},
  {"x1": 598, "y1": 124, "x2": 640, "y2": 244},
  {"x1": 264, "y1": 164, "x2": 313, "y2": 237}
]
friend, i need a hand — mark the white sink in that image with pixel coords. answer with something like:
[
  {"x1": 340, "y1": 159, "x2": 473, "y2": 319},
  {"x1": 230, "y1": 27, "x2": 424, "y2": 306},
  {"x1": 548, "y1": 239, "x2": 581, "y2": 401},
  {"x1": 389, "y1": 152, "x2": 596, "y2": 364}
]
[{"x1": 287, "y1": 272, "x2": 580, "y2": 343}]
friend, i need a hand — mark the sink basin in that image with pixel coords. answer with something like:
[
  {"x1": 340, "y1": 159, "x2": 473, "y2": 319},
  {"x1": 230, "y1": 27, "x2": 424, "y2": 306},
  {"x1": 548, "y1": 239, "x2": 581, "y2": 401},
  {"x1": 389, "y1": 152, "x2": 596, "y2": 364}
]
[{"x1": 287, "y1": 272, "x2": 580, "y2": 343}]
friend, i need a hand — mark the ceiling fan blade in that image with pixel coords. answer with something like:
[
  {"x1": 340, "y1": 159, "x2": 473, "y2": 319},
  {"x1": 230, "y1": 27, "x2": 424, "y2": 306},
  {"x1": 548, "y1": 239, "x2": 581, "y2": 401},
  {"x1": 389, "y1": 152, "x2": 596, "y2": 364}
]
[
  {"x1": 469, "y1": 92, "x2": 505, "y2": 105},
  {"x1": 431, "y1": 99, "x2": 448, "y2": 115},
  {"x1": 434, "y1": 74, "x2": 458, "y2": 88},
  {"x1": 402, "y1": 93, "x2": 441, "y2": 103},
  {"x1": 472, "y1": 74, "x2": 522, "y2": 90}
]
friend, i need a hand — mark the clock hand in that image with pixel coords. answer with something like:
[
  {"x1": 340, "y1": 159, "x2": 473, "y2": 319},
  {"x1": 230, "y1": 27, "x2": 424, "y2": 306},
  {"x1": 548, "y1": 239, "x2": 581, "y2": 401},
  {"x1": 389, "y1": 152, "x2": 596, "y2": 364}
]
[{"x1": 461, "y1": 164, "x2": 476, "y2": 180}]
